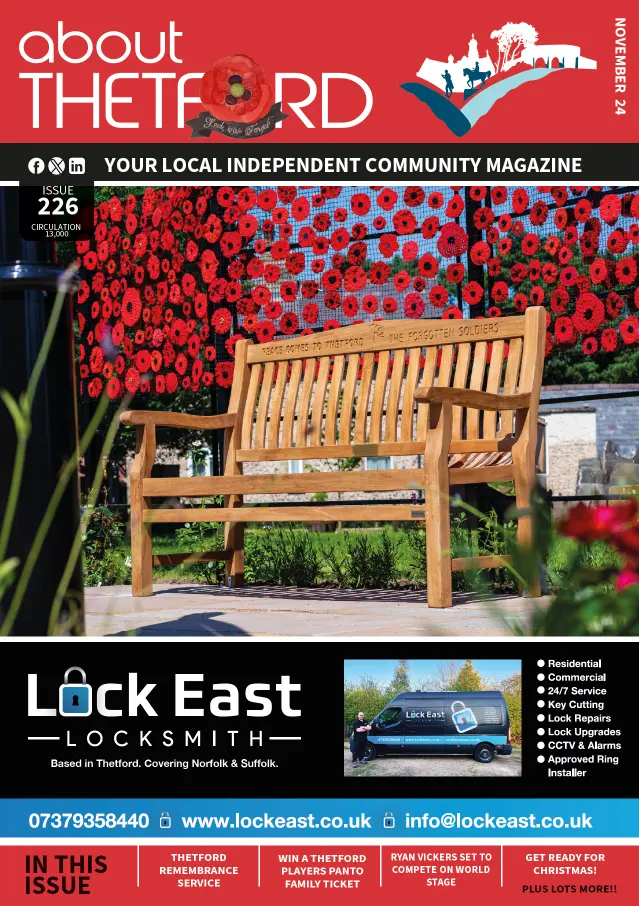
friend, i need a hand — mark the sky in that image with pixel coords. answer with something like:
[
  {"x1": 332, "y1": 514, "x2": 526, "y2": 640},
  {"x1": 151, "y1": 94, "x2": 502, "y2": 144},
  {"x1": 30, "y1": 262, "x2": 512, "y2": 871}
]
[{"x1": 343, "y1": 659, "x2": 520, "y2": 687}]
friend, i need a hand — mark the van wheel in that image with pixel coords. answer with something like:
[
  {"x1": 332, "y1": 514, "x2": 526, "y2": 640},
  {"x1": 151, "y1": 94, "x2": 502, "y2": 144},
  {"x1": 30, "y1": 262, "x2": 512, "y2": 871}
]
[
  {"x1": 364, "y1": 742, "x2": 377, "y2": 761},
  {"x1": 474, "y1": 743, "x2": 494, "y2": 763}
]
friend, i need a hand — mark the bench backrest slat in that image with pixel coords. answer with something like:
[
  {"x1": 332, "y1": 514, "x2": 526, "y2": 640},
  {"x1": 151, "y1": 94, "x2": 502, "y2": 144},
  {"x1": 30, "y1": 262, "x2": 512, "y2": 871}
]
[{"x1": 231, "y1": 309, "x2": 545, "y2": 459}]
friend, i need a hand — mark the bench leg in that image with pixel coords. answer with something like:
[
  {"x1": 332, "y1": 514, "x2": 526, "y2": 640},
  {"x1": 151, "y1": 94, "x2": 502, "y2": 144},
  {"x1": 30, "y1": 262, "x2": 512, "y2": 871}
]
[
  {"x1": 225, "y1": 522, "x2": 245, "y2": 588},
  {"x1": 424, "y1": 402, "x2": 453, "y2": 608},
  {"x1": 513, "y1": 442, "x2": 541, "y2": 598},
  {"x1": 130, "y1": 498, "x2": 153, "y2": 597}
]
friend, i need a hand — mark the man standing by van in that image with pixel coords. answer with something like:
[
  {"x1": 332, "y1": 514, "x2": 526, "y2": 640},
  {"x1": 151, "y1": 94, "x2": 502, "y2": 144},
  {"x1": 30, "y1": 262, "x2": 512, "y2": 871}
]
[{"x1": 352, "y1": 711, "x2": 372, "y2": 767}]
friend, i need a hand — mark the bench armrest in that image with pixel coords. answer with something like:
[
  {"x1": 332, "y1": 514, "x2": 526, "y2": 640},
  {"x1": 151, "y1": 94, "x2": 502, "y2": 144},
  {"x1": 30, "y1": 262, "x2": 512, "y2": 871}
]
[
  {"x1": 414, "y1": 388, "x2": 531, "y2": 411},
  {"x1": 120, "y1": 410, "x2": 236, "y2": 430}
]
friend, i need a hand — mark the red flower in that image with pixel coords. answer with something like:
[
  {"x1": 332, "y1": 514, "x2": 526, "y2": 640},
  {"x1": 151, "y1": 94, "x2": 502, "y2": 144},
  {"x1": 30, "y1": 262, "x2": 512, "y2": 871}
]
[
  {"x1": 121, "y1": 288, "x2": 142, "y2": 327},
  {"x1": 442, "y1": 305, "x2": 462, "y2": 319},
  {"x1": 470, "y1": 242, "x2": 490, "y2": 265},
  {"x1": 462, "y1": 282, "x2": 484, "y2": 306},
  {"x1": 280, "y1": 312, "x2": 299, "y2": 335},
  {"x1": 215, "y1": 361, "x2": 234, "y2": 388},
  {"x1": 302, "y1": 303, "x2": 319, "y2": 324},
  {"x1": 417, "y1": 254, "x2": 438, "y2": 278},
  {"x1": 511, "y1": 188, "x2": 529, "y2": 214},
  {"x1": 616, "y1": 257, "x2": 637, "y2": 285},
  {"x1": 573, "y1": 294, "x2": 604, "y2": 334},
  {"x1": 550, "y1": 287, "x2": 570, "y2": 314},
  {"x1": 429, "y1": 286, "x2": 448, "y2": 309},
  {"x1": 377, "y1": 188, "x2": 398, "y2": 211},
  {"x1": 404, "y1": 186, "x2": 425, "y2": 207},
  {"x1": 601, "y1": 328, "x2": 618, "y2": 353},
  {"x1": 446, "y1": 262, "x2": 464, "y2": 283},
  {"x1": 582, "y1": 336, "x2": 598, "y2": 355},
  {"x1": 211, "y1": 308, "x2": 232, "y2": 334},
  {"x1": 404, "y1": 293, "x2": 425, "y2": 319},
  {"x1": 437, "y1": 223, "x2": 468, "y2": 258},
  {"x1": 554, "y1": 316, "x2": 576, "y2": 346},
  {"x1": 200, "y1": 55, "x2": 274, "y2": 124},
  {"x1": 560, "y1": 499, "x2": 638, "y2": 544},
  {"x1": 255, "y1": 320, "x2": 276, "y2": 344},
  {"x1": 600, "y1": 193, "x2": 621, "y2": 225},
  {"x1": 620, "y1": 316, "x2": 639, "y2": 344}
]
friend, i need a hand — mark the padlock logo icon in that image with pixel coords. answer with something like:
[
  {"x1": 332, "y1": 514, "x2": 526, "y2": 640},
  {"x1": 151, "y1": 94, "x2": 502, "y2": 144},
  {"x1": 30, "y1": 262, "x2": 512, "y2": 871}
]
[
  {"x1": 451, "y1": 700, "x2": 478, "y2": 734},
  {"x1": 383, "y1": 812, "x2": 395, "y2": 829},
  {"x1": 59, "y1": 667, "x2": 92, "y2": 717},
  {"x1": 160, "y1": 812, "x2": 172, "y2": 829}
]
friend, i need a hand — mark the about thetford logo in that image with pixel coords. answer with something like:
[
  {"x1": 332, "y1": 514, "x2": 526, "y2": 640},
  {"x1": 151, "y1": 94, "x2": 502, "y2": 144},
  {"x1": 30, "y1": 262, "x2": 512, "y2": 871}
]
[
  {"x1": 187, "y1": 54, "x2": 287, "y2": 139},
  {"x1": 401, "y1": 22, "x2": 597, "y2": 136}
]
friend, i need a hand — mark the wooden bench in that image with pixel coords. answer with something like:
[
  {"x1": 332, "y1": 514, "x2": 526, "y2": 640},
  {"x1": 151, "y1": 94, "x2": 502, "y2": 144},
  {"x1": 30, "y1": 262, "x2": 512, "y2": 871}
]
[{"x1": 121, "y1": 306, "x2": 545, "y2": 607}]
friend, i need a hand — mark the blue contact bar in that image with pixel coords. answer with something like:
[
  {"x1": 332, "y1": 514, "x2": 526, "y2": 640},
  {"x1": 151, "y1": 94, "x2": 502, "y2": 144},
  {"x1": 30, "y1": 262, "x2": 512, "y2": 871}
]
[{"x1": 0, "y1": 799, "x2": 636, "y2": 838}]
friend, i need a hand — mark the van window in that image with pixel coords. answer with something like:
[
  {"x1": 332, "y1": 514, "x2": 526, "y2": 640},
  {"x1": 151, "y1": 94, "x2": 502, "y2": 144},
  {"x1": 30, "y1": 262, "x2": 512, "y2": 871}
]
[{"x1": 378, "y1": 707, "x2": 402, "y2": 729}]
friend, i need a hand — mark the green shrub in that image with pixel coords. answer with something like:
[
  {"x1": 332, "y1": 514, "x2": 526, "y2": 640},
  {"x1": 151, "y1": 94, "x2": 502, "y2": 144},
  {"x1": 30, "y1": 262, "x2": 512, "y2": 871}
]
[
  {"x1": 83, "y1": 505, "x2": 131, "y2": 587},
  {"x1": 245, "y1": 527, "x2": 323, "y2": 586},
  {"x1": 324, "y1": 531, "x2": 401, "y2": 588}
]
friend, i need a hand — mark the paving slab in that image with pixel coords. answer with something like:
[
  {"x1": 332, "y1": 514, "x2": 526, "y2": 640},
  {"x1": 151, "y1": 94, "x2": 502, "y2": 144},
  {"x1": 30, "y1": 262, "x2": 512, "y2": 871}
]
[{"x1": 85, "y1": 584, "x2": 547, "y2": 637}]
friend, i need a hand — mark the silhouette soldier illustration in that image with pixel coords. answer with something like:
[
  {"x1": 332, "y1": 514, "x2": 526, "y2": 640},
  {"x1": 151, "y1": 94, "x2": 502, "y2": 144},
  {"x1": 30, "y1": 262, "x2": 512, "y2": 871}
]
[{"x1": 442, "y1": 69, "x2": 454, "y2": 97}]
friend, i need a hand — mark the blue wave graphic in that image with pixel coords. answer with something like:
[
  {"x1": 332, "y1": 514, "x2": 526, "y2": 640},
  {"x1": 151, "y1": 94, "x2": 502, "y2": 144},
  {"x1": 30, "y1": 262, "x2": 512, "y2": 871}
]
[{"x1": 401, "y1": 67, "x2": 561, "y2": 136}]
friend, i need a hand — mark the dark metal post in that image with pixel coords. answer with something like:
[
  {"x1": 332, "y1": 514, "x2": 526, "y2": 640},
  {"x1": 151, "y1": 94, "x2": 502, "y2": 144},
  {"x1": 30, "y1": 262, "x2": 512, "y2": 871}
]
[{"x1": 0, "y1": 187, "x2": 84, "y2": 635}]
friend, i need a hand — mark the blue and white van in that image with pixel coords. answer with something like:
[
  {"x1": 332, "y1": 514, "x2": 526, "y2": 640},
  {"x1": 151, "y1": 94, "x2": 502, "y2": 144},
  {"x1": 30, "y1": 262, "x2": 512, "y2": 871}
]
[{"x1": 366, "y1": 691, "x2": 512, "y2": 763}]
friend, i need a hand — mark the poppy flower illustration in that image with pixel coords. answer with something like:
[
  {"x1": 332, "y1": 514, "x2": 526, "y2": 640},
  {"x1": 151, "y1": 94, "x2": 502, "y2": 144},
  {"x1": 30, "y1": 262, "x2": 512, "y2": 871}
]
[
  {"x1": 211, "y1": 308, "x2": 233, "y2": 334},
  {"x1": 462, "y1": 281, "x2": 484, "y2": 306},
  {"x1": 600, "y1": 193, "x2": 621, "y2": 225},
  {"x1": 404, "y1": 293, "x2": 425, "y2": 319},
  {"x1": 392, "y1": 210, "x2": 417, "y2": 235},
  {"x1": 341, "y1": 296, "x2": 359, "y2": 318},
  {"x1": 404, "y1": 186, "x2": 425, "y2": 207},
  {"x1": 488, "y1": 258, "x2": 503, "y2": 278},
  {"x1": 607, "y1": 230, "x2": 628, "y2": 255},
  {"x1": 377, "y1": 188, "x2": 398, "y2": 211},
  {"x1": 446, "y1": 262, "x2": 465, "y2": 284},
  {"x1": 473, "y1": 207, "x2": 494, "y2": 231},
  {"x1": 620, "y1": 316, "x2": 639, "y2": 345},
  {"x1": 215, "y1": 361, "x2": 234, "y2": 388},
  {"x1": 421, "y1": 216, "x2": 440, "y2": 239},
  {"x1": 555, "y1": 316, "x2": 576, "y2": 346},
  {"x1": 122, "y1": 288, "x2": 142, "y2": 326},
  {"x1": 616, "y1": 257, "x2": 637, "y2": 285},
  {"x1": 200, "y1": 55, "x2": 274, "y2": 124},
  {"x1": 491, "y1": 282, "x2": 508, "y2": 303},
  {"x1": 573, "y1": 294, "x2": 604, "y2": 334},
  {"x1": 379, "y1": 234, "x2": 399, "y2": 259},
  {"x1": 446, "y1": 194, "x2": 465, "y2": 218},
  {"x1": 280, "y1": 312, "x2": 299, "y2": 335},
  {"x1": 470, "y1": 242, "x2": 491, "y2": 266},
  {"x1": 302, "y1": 303, "x2": 319, "y2": 324},
  {"x1": 469, "y1": 187, "x2": 487, "y2": 203},
  {"x1": 437, "y1": 223, "x2": 468, "y2": 259},
  {"x1": 601, "y1": 327, "x2": 618, "y2": 352},
  {"x1": 550, "y1": 287, "x2": 570, "y2": 314},
  {"x1": 606, "y1": 293, "x2": 624, "y2": 318},
  {"x1": 417, "y1": 253, "x2": 438, "y2": 278},
  {"x1": 429, "y1": 286, "x2": 448, "y2": 309}
]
